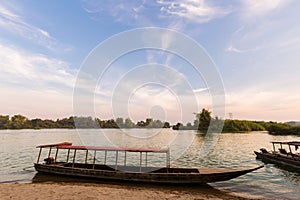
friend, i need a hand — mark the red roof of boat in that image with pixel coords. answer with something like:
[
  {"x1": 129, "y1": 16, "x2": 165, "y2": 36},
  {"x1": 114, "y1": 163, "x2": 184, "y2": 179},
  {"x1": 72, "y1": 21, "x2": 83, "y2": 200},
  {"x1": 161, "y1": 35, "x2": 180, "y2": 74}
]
[
  {"x1": 36, "y1": 142, "x2": 168, "y2": 153},
  {"x1": 57, "y1": 145, "x2": 169, "y2": 153}
]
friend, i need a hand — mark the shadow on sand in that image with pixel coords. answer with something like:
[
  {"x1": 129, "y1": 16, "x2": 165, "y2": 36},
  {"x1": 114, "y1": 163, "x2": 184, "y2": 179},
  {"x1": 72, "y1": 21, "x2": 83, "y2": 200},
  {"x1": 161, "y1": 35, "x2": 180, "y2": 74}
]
[{"x1": 32, "y1": 172, "x2": 249, "y2": 199}]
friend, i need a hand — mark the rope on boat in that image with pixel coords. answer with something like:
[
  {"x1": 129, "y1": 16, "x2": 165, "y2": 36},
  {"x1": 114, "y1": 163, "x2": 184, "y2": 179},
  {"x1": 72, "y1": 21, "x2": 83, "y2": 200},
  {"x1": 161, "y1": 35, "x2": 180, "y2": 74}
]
[{"x1": 23, "y1": 166, "x2": 34, "y2": 171}]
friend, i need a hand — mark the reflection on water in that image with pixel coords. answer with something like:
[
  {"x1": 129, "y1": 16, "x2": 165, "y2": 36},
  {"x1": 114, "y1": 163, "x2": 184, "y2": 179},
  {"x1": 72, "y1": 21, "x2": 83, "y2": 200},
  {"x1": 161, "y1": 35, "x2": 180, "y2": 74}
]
[{"x1": 0, "y1": 129, "x2": 299, "y2": 199}]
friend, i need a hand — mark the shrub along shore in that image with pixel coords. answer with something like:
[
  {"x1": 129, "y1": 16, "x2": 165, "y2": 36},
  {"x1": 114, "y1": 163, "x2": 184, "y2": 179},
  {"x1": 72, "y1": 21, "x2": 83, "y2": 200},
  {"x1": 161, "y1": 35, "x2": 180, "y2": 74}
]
[{"x1": 0, "y1": 109, "x2": 299, "y2": 135}]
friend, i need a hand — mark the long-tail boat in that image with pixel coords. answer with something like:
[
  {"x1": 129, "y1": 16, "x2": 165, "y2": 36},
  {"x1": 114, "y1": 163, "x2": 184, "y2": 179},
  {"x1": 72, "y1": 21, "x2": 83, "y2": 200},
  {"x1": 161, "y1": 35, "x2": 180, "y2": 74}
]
[
  {"x1": 34, "y1": 142, "x2": 263, "y2": 184},
  {"x1": 254, "y1": 141, "x2": 300, "y2": 172}
]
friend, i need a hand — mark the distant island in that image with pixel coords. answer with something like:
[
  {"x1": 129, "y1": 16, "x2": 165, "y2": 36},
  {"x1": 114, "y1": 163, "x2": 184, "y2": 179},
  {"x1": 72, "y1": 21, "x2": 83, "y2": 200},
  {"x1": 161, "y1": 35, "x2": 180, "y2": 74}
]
[
  {"x1": 173, "y1": 109, "x2": 300, "y2": 136},
  {"x1": 0, "y1": 108, "x2": 299, "y2": 136},
  {"x1": 0, "y1": 115, "x2": 170, "y2": 130}
]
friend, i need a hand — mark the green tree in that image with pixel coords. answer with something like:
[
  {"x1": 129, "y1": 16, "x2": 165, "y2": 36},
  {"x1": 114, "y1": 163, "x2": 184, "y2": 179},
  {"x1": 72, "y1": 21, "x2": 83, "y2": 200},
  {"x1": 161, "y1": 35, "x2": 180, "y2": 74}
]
[
  {"x1": 97, "y1": 119, "x2": 106, "y2": 128},
  {"x1": 105, "y1": 119, "x2": 118, "y2": 128},
  {"x1": 116, "y1": 117, "x2": 124, "y2": 128},
  {"x1": 137, "y1": 121, "x2": 146, "y2": 127},
  {"x1": 163, "y1": 122, "x2": 170, "y2": 128},
  {"x1": 56, "y1": 117, "x2": 75, "y2": 128},
  {"x1": 186, "y1": 122, "x2": 192, "y2": 127},
  {"x1": 0, "y1": 115, "x2": 9, "y2": 129},
  {"x1": 125, "y1": 118, "x2": 135, "y2": 128},
  {"x1": 73, "y1": 116, "x2": 97, "y2": 128},
  {"x1": 145, "y1": 118, "x2": 153, "y2": 127},
  {"x1": 42, "y1": 119, "x2": 58, "y2": 128},
  {"x1": 152, "y1": 120, "x2": 163, "y2": 128},
  {"x1": 196, "y1": 108, "x2": 212, "y2": 132},
  {"x1": 31, "y1": 118, "x2": 43, "y2": 129},
  {"x1": 8, "y1": 114, "x2": 32, "y2": 129},
  {"x1": 172, "y1": 122, "x2": 183, "y2": 130}
]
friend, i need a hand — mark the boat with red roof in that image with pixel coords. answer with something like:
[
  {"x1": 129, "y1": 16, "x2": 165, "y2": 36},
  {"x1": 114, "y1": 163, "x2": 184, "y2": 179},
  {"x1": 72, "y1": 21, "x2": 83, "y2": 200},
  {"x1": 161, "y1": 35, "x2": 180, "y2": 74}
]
[{"x1": 34, "y1": 142, "x2": 263, "y2": 184}]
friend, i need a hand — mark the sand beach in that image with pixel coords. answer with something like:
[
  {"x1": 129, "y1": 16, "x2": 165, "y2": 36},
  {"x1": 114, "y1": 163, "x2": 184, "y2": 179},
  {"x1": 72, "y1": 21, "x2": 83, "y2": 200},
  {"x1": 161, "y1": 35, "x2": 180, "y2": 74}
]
[{"x1": 0, "y1": 182, "x2": 249, "y2": 200}]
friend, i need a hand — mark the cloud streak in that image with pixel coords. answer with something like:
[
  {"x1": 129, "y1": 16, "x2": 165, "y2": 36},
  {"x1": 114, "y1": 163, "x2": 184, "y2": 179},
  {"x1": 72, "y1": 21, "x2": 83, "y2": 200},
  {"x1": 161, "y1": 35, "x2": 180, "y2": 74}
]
[
  {"x1": 81, "y1": 0, "x2": 232, "y2": 27},
  {"x1": 158, "y1": 0, "x2": 231, "y2": 23},
  {"x1": 0, "y1": 3, "x2": 71, "y2": 52},
  {"x1": 242, "y1": 0, "x2": 290, "y2": 18},
  {"x1": 0, "y1": 40, "x2": 77, "y2": 119},
  {"x1": 226, "y1": 1, "x2": 298, "y2": 55},
  {"x1": 0, "y1": 42, "x2": 76, "y2": 89}
]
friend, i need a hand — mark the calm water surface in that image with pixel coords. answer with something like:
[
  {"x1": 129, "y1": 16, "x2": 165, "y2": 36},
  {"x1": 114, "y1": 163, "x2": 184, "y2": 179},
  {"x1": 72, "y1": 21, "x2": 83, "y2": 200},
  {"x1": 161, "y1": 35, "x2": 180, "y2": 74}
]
[{"x1": 0, "y1": 129, "x2": 299, "y2": 199}]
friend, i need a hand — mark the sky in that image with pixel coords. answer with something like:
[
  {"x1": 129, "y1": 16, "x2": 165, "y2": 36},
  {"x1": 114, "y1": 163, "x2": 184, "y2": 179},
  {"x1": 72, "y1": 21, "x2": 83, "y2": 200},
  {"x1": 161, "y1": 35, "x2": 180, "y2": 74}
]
[{"x1": 0, "y1": 0, "x2": 300, "y2": 123}]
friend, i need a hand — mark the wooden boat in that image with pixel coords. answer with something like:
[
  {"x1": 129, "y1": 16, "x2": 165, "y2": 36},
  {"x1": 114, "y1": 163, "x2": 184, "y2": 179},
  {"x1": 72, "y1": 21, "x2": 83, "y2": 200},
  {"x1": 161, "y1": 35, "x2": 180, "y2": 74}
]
[
  {"x1": 254, "y1": 141, "x2": 300, "y2": 172},
  {"x1": 34, "y1": 142, "x2": 263, "y2": 184}
]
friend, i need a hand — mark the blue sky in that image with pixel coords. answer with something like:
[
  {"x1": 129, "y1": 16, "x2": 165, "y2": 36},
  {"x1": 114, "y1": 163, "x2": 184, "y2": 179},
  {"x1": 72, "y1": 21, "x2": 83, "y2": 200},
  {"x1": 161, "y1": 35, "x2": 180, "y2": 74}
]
[{"x1": 0, "y1": 0, "x2": 300, "y2": 123}]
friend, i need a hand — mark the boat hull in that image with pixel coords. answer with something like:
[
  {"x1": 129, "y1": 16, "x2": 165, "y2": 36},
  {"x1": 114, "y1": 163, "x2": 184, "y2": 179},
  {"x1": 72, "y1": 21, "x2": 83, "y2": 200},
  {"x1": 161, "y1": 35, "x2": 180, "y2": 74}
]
[
  {"x1": 34, "y1": 163, "x2": 262, "y2": 184},
  {"x1": 254, "y1": 151, "x2": 300, "y2": 172}
]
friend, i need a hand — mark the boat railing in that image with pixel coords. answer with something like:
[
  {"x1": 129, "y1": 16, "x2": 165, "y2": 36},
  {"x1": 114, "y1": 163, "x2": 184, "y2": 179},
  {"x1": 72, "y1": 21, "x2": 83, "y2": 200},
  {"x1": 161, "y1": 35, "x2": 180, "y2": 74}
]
[
  {"x1": 270, "y1": 141, "x2": 300, "y2": 159},
  {"x1": 35, "y1": 142, "x2": 171, "y2": 172}
]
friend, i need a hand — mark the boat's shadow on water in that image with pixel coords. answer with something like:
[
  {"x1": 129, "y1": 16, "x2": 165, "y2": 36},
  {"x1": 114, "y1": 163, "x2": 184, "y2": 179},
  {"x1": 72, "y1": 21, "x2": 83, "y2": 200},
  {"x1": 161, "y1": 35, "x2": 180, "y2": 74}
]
[{"x1": 32, "y1": 172, "x2": 244, "y2": 199}]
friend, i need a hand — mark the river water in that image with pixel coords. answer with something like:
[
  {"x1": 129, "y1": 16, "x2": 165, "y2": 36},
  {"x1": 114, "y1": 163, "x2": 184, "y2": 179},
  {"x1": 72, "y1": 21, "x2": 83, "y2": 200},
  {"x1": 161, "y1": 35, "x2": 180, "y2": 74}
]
[{"x1": 0, "y1": 129, "x2": 299, "y2": 199}]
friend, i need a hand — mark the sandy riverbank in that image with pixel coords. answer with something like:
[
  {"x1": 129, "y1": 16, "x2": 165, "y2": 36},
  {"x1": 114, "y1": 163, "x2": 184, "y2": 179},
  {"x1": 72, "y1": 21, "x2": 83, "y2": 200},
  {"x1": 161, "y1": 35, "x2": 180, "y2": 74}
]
[{"x1": 0, "y1": 182, "x2": 251, "y2": 200}]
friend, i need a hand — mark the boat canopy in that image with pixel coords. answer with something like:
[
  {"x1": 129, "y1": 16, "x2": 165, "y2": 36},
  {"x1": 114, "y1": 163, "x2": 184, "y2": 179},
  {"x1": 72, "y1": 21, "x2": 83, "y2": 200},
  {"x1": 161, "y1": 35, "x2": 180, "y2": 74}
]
[
  {"x1": 286, "y1": 142, "x2": 300, "y2": 147},
  {"x1": 271, "y1": 141, "x2": 300, "y2": 152},
  {"x1": 57, "y1": 145, "x2": 169, "y2": 153},
  {"x1": 35, "y1": 142, "x2": 171, "y2": 169},
  {"x1": 36, "y1": 142, "x2": 169, "y2": 153},
  {"x1": 272, "y1": 141, "x2": 300, "y2": 147}
]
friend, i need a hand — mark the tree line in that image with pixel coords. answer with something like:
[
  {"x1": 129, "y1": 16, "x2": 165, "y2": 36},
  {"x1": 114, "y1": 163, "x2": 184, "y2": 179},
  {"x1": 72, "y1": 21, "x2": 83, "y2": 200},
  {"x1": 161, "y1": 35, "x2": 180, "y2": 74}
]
[
  {"x1": 1, "y1": 110, "x2": 299, "y2": 135},
  {"x1": 0, "y1": 115, "x2": 170, "y2": 130},
  {"x1": 172, "y1": 108, "x2": 300, "y2": 135}
]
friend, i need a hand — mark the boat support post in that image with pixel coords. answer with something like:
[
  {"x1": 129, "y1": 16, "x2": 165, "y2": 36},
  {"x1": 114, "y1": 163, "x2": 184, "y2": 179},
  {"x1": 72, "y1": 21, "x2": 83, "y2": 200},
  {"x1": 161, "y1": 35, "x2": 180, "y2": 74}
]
[
  {"x1": 166, "y1": 148, "x2": 170, "y2": 168},
  {"x1": 93, "y1": 150, "x2": 96, "y2": 169},
  {"x1": 288, "y1": 144, "x2": 292, "y2": 155},
  {"x1": 85, "y1": 150, "x2": 88, "y2": 164},
  {"x1": 54, "y1": 148, "x2": 59, "y2": 163},
  {"x1": 139, "y1": 152, "x2": 142, "y2": 172},
  {"x1": 48, "y1": 147, "x2": 52, "y2": 158},
  {"x1": 72, "y1": 149, "x2": 77, "y2": 167},
  {"x1": 66, "y1": 149, "x2": 70, "y2": 163},
  {"x1": 115, "y1": 150, "x2": 118, "y2": 170},
  {"x1": 124, "y1": 151, "x2": 127, "y2": 166},
  {"x1": 37, "y1": 147, "x2": 42, "y2": 164},
  {"x1": 145, "y1": 152, "x2": 147, "y2": 167},
  {"x1": 104, "y1": 150, "x2": 107, "y2": 165}
]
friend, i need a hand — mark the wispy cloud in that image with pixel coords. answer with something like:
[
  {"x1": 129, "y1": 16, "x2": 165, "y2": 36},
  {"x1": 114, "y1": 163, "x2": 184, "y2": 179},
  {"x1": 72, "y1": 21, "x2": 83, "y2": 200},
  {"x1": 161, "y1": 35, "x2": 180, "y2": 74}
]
[
  {"x1": 193, "y1": 88, "x2": 208, "y2": 93},
  {"x1": 0, "y1": 42, "x2": 77, "y2": 89},
  {"x1": 0, "y1": 3, "x2": 72, "y2": 52},
  {"x1": 81, "y1": 0, "x2": 231, "y2": 28},
  {"x1": 81, "y1": 0, "x2": 151, "y2": 26},
  {"x1": 158, "y1": 0, "x2": 231, "y2": 23},
  {"x1": 226, "y1": 0, "x2": 297, "y2": 54},
  {"x1": 226, "y1": 45, "x2": 243, "y2": 53},
  {"x1": 226, "y1": 44, "x2": 264, "y2": 53},
  {"x1": 0, "y1": 40, "x2": 77, "y2": 119},
  {"x1": 242, "y1": 0, "x2": 290, "y2": 18},
  {"x1": 80, "y1": 0, "x2": 232, "y2": 72}
]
